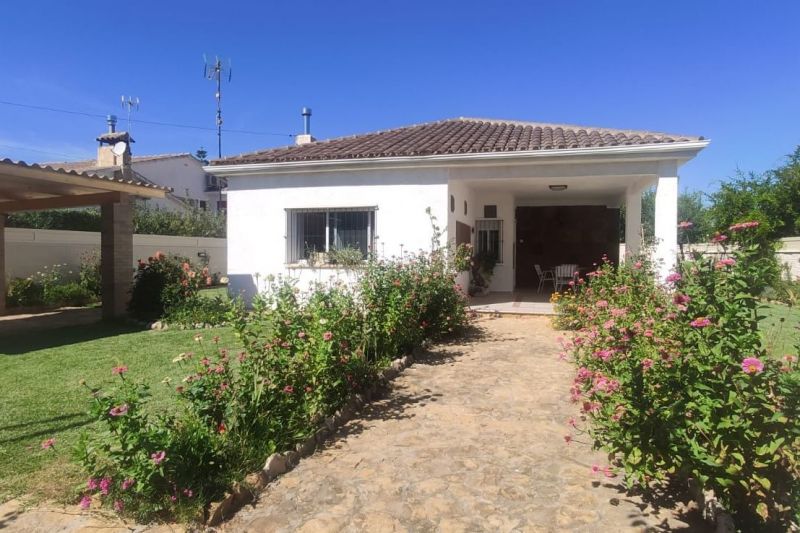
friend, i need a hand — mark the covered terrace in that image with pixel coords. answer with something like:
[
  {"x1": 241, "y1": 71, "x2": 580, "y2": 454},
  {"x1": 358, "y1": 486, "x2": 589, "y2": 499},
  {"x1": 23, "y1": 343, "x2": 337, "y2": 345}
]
[{"x1": 0, "y1": 159, "x2": 169, "y2": 319}]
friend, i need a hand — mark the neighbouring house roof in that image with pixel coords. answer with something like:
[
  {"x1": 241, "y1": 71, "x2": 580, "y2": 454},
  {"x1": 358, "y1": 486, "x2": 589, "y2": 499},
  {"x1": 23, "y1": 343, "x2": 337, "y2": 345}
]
[
  {"x1": 211, "y1": 117, "x2": 705, "y2": 166},
  {"x1": 45, "y1": 153, "x2": 194, "y2": 173}
]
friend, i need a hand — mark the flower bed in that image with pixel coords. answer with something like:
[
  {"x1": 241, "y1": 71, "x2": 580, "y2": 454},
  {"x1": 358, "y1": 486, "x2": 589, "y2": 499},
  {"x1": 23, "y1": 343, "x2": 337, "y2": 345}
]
[
  {"x1": 556, "y1": 223, "x2": 800, "y2": 530},
  {"x1": 74, "y1": 245, "x2": 470, "y2": 522}
]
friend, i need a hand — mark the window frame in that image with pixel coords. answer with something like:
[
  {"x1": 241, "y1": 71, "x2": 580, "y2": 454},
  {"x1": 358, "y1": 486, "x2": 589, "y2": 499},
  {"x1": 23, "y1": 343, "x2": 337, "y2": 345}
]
[
  {"x1": 475, "y1": 217, "x2": 503, "y2": 264},
  {"x1": 285, "y1": 206, "x2": 378, "y2": 265}
]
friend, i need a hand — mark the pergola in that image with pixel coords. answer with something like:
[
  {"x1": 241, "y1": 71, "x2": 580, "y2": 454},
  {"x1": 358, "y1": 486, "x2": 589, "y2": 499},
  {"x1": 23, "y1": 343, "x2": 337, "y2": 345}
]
[{"x1": 0, "y1": 159, "x2": 170, "y2": 319}]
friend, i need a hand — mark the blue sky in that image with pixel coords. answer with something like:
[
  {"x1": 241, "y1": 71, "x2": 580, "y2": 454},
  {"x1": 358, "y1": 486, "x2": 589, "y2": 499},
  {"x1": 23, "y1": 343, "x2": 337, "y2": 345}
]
[{"x1": 0, "y1": 1, "x2": 798, "y2": 193}]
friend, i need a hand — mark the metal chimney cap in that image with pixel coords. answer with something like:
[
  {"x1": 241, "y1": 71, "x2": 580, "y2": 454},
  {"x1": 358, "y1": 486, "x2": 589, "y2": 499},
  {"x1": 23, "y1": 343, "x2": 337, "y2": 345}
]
[{"x1": 301, "y1": 107, "x2": 312, "y2": 116}]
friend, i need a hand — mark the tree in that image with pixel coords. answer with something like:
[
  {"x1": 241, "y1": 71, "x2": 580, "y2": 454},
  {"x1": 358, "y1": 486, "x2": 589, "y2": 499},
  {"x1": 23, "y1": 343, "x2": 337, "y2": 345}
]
[
  {"x1": 621, "y1": 188, "x2": 711, "y2": 244},
  {"x1": 708, "y1": 146, "x2": 800, "y2": 240}
]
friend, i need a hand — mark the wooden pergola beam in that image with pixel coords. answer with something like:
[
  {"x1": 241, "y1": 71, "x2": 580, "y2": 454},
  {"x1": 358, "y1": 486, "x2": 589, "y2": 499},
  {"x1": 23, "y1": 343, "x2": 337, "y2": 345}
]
[{"x1": 0, "y1": 191, "x2": 122, "y2": 213}]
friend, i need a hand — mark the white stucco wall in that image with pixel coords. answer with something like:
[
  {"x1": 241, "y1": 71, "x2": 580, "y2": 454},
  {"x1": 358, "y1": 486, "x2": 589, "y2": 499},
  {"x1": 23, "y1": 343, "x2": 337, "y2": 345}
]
[
  {"x1": 134, "y1": 156, "x2": 222, "y2": 212},
  {"x1": 226, "y1": 168, "x2": 449, "y2": 300},
  {"x1": 5, "y1": 228, "x2": 226, "y2": 279}
]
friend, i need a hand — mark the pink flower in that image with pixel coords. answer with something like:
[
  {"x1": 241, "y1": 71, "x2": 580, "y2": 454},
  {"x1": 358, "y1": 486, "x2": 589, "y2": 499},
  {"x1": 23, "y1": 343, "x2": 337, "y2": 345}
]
[
  {"x1": 678, "y1": 221, "x2": 694, "y2": 229},
  {"x1": 121, "y1": 478, "x2": 135, "y2": 491},
  {"x1": 603, "y1": 466, "x2": 616, "y2": 478},
  {"x1": 323, "y1": 331, "x2": 333, "y2": 341},
  {"x1": 741, "y1": 357, "x2": 764, "y2": 374},
  {"x1": 602, "y1": 319, "x2": 615, "y2": 330},
  {"x1": 112, "y1": 365, "x2": 128, "y2": 375},
  {"x1": 596, "y1": 300, "x2": 609, "y2": 308},
  {"x1": 297, "y1": 331, "x2": 306, "y2": 339},
  {"x1": 79, "y1": 495, "x2": 92, "y2": 510},
  {"x1": 87, "y1": 478, "x2": 99, "y2": 491},
  {"x1": 633, "y1": 261, "x2": 643, "y2": 269},
  {"x1": 610, "y1": 308, "x2": 627, "y2": 318},
  {"x1": 641, "y1": 358, "x2": 654, "y2": 371},
  {"x1": 113, "y1": 500, "x2": 124, "y2": 513},
  {"x1": 729, "y1": 221, "x2": 760, "y2": 232},
  {"x1": 40, "y1": 438, "x2": 55, "y2": 450},
  {"x1": 109, "y1": 404, "x2": 129, "y2": 417},
  {"x1": 690, "y1": 317, "x2": 712, "y2": 328},
  {"x1": 591, "y1": 464, "x2": 601, "y2": 475},
  {"x1": 665, "y1": 273, "x2": 682, "y2": 283},
  {"x1": 567, "y1": 417, "x2": 577, "y2": 428},
  {"x1": 711, "y1": 232, "x2": 728, "y2": 243},
  {"x1": 283, "y1": 385, "x2": 294, "y2": 394},
  {"x1": 715, "y1": 258, "x2": 736, "y2": 269},
  {"x1": 182, "y1": 488, "x2": 194, "y2": 498},
  {"x1": 150, "y1": 451, "x2": 166, "y2": 465},
  {"x1": 99, "y1": 477, "x2": 112, "y2": 495},
  {"x1": 564, "y1": 435, "x2": 572, "y2": 445}
]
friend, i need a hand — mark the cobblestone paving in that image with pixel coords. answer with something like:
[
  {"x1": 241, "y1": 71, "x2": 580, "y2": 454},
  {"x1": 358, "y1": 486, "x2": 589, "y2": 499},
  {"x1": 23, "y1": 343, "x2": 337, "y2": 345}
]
[
  {"x1": 0, "y1": 316, "x2": 703, "y2": 532},
  {"x1": 227, "y1": 316, "x2": 704, "y2": 532}
]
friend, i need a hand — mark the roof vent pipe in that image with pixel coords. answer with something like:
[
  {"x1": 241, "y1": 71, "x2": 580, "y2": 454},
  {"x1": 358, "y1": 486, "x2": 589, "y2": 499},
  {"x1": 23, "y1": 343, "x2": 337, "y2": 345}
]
[
  {"x1": 295, "y1": 107, "x2": 316, "y2": 146},
  {"x1": 302, "y1": 107, "x2": 312, "y2": 135},
  {"x1": 107, "y1": 114, "x2": 118, "y2": 133}
]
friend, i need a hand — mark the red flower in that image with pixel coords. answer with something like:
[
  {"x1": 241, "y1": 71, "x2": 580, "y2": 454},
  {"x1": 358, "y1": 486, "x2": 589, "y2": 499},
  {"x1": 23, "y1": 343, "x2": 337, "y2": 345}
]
[
  {"x1": 283, "y1": 385, "x2": 294, "y2": 394},
  {"x1": 218, "y1": 422, "x2": 226, "y2": 434},
  {"x1": 41, "y1": 438, "x2": 56, "y2": 450},
  {"x1": 111, "y1": 365, "x2": 128, "y2": 375}
]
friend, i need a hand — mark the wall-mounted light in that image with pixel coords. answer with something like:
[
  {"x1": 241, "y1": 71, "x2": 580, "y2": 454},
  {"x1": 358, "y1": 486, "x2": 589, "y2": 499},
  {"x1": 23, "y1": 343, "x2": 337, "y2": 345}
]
[{"x1": 548, "y1": 184, "x2": 568, "y2": 191}]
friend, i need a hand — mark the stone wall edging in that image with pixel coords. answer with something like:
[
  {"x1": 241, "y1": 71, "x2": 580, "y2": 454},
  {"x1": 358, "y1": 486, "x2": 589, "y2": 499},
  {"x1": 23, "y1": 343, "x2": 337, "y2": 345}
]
[{"x1": 205, "y1": 347, "x2": 423, "y2": 526}]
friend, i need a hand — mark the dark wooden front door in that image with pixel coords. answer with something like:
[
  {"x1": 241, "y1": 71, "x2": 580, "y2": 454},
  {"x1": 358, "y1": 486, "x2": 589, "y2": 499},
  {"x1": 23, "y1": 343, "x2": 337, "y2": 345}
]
[
  {"x1": 515, "y1": 206, "x2": 620, "y2": 288},
  {"x1": 455, "y1": 221, "x2": 471, "y2": 246}
]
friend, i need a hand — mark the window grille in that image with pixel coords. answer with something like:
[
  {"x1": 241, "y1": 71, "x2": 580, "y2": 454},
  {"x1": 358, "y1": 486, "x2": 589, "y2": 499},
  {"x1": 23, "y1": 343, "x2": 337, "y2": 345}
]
[
  {"x1": 476, "y1": 219, "x2": 503, "y2": 263},
  {"x1": 286, "y1": 207, "x2": 377, "y2": 263}
]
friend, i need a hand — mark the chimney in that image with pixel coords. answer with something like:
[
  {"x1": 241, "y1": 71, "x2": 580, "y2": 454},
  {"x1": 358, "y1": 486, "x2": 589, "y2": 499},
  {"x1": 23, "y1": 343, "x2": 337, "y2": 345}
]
[
  {"x1": 295, "y1": 107, "x2": 315, "y2": 145},
  {"x1": 96, "y1": 115, "x2": 133, "y2": 170}
]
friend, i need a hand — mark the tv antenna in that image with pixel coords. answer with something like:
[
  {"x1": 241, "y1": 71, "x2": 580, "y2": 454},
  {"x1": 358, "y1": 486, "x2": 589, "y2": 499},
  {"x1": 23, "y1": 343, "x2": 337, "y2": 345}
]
[
  {"x1": 203, "y1": 55, "x2": 232, "y2": 159},
  {"x1": 120, "y1": 96, "x2": 140, "y2": 133}
]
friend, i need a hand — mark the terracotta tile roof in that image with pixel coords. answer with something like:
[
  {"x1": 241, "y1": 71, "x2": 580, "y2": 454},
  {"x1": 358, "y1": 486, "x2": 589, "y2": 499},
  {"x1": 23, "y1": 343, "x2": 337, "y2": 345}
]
[
  {"x1": 45, "y1": 153, "x2": 193, "y2": 172},
  {"x1": 0, "y1": 158, "x2": 173, "y2": 192},
  {"x1": 212, "y1": 117, "x2": 704, "y2": 166}
]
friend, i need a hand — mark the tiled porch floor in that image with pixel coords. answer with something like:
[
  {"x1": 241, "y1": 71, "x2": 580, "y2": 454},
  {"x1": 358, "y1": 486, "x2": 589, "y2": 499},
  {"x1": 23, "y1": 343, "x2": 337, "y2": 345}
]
[{"x1": 469, "y1": 289, "x2": 555, "y2": 315}]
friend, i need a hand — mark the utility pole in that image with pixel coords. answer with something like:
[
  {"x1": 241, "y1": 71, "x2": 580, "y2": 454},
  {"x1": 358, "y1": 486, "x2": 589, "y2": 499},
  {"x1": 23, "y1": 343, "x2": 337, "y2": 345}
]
[{"x1": 203, "y1": 55, "x2": 232, "y2": 159}]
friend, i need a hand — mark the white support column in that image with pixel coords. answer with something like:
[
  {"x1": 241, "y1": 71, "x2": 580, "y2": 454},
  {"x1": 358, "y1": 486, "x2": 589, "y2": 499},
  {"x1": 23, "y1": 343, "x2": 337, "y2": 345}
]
[
  {"x1": 624, "y1": 186, "x2": 643, "y2": 258},
  {"x1": 654, "y1": 170, "x2": 679, "y2": 281}
]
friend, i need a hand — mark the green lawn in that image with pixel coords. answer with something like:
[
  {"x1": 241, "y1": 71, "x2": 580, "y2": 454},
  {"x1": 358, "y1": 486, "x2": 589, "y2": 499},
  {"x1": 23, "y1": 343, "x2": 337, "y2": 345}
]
[
  {"x1": 0, "y1": 322, "x2": 239, "y2": 504},
  {"x1": 760, "y1": 302, "x2": 800, "y2": 357}
]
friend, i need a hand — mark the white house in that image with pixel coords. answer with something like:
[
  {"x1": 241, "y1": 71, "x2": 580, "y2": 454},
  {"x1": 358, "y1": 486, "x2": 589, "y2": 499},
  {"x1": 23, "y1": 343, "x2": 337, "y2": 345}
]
[
  {"x1": 207, "y1": 118, "x2": 708, "y2": 301},
  {"x1": 48, "y1": 117, "x2": 225, "y2": 213}
]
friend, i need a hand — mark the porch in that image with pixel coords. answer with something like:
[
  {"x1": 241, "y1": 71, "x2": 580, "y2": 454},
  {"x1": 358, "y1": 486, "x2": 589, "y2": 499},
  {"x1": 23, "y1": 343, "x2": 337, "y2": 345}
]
[
  {"x1": 446, "y1": 149, "x2": 696, "y2": 295},
  {"x1": 469, "y1": 289, "x2": 555, "y2": 315}
]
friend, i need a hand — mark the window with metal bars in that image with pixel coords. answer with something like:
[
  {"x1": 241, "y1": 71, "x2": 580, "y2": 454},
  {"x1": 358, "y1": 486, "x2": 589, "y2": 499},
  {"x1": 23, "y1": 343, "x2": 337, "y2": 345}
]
[
  {"x1": 286, "y1": 207, "x2": 377, "y2": 263},
  {"x1": 475, "y1": 219, "x2": 503, "y2": 263}
]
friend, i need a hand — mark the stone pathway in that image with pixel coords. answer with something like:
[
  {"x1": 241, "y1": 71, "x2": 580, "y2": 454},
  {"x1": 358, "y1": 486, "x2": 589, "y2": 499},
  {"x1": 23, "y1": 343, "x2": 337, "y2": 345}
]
[
  {"x1": 227, "y1": 316, "x2": 704, "y2": 532},
  {"x1": 0, "y1": 316, "x2": 704, "y2": 532}
]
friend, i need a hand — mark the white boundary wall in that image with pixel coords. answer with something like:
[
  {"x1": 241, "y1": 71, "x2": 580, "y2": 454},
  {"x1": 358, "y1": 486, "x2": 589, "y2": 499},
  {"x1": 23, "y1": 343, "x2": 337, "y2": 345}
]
[
  {"x1": 5, "y1": 228, "x2": 226, "y2": 279},
  {"x1": 620, "y1": 237, "x2": 800, "y2": 279}
]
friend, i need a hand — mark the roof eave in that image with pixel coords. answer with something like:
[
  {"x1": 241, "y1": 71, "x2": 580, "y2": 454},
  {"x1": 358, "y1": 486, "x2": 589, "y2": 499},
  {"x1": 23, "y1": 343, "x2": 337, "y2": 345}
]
[{"x1": 206, "y1": 140, "x2": 710, "y2": 176}]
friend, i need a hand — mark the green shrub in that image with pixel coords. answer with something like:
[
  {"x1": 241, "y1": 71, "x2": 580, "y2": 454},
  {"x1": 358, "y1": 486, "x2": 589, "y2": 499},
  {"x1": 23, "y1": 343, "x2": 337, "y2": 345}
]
[
  {"x1": 46, "y1": 282, "x2": 95, "y2": 307},
  {"x1": 6, "y1": 277, "x2": 45, "y2": 307},
  {"x1": 79, "y1": 251, "x2": 102, "y2": 298},
  {"x1": 163, "y1": 295, "x2": 231, "y2": 328},
  {"x1": 557, "y1": 222, "x2": 799, "y2": 530},
  {"x1": 128, "y1": 253, "x2": 211, "y2": 320},
  {"x1": 76, "y1": 236, "x2": 471, "y2": 520}
]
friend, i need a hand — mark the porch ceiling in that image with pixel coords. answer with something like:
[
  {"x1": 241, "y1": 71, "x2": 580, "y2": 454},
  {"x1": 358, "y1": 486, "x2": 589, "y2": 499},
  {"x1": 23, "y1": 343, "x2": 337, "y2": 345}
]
[{"x1": 462, "y1": 174, "x2": 648, "y2": 205}]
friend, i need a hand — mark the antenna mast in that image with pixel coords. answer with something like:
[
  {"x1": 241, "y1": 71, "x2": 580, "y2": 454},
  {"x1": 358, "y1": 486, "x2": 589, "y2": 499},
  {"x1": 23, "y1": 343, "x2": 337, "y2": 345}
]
[
  {"x1": 120, "y1": 96, "x2": 140, "y2": 133},
  {"x1": 203, "y1": 55, "x2": 232, "y2": 159}
]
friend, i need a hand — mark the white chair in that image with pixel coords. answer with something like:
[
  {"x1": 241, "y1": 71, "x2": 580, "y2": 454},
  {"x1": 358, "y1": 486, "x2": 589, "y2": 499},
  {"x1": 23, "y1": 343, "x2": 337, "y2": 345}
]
[
  {"x1": 534, "y1": 264, "x2": 555, "y2": 293},
  {"x1": 554, "y1": 264, "x2": 578, "y2": 292}
]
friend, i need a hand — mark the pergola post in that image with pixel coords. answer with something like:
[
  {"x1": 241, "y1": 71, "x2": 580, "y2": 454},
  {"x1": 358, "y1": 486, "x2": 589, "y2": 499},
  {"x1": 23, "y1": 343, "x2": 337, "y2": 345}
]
[
  {"x1": 101, "y1": 193, "x2": 133, "y2": 319},
  {"x1": 0, "y1": 214, "x2": 6, "y2": 315}
]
